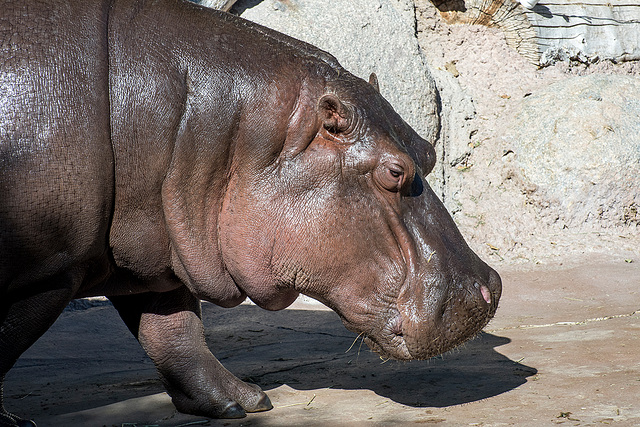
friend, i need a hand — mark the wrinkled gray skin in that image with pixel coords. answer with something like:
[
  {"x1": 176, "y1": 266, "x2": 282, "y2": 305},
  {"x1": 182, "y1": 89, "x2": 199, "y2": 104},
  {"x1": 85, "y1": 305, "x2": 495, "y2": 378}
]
[{"x1": 0, "y1": 0, "x2": 501, "y2": 424}]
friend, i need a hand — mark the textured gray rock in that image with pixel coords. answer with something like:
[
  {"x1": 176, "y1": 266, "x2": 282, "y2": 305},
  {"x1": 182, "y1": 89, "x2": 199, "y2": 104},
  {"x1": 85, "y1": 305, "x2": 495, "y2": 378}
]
[
  {"x1": 426, "y1": 68, "x2": 477, "y2": 211},
  {"x1": 505, "y1": 74, "x2": 640, "y2": 227},
  {"x1": 527, "y1": 1, "x2": 640, "y2": 65},
  {"x1": 232, "y1": 0, "x2": 440, "y2": 169}
]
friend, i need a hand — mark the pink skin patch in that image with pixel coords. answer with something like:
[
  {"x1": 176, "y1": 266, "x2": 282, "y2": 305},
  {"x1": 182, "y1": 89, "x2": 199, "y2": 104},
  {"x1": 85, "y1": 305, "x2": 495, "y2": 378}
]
[{"x1": 480, "y1": 285, "x2": 492, "y2": 304}]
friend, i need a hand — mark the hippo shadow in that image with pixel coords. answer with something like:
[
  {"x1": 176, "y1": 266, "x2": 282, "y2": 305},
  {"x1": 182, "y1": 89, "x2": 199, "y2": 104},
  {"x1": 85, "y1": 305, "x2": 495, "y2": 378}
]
[
  {"x1": 7, "y1": 301, "x2": 534, "y2": 422},
  {"x1": 203, "y1": 303, "x2": 537, "y2": 408}
]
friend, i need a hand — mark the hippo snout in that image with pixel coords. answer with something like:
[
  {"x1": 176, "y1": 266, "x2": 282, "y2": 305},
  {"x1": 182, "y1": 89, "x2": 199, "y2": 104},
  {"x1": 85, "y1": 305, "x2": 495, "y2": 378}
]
[{"x1": 392, "y1": 265, "x2": 502, "y2": 361}]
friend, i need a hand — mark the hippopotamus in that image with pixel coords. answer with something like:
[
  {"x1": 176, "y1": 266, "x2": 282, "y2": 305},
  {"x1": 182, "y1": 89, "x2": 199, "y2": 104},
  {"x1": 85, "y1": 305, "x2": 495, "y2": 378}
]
[{"x1": 0, "y1": 0, "x2": 501, "y2": 424}]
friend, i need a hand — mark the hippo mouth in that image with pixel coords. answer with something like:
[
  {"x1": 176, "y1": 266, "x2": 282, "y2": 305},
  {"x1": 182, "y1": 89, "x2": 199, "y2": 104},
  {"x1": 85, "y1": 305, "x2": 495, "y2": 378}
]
[
  {"x1": 399, "y1": 276, "x2": 500, "y2": 360},
  {"x1": 355, "y1": 271, "x2": 501, "y2": 361},
  {"x1": 361, "y1": 310, "x2": 412, "y2": 360}
]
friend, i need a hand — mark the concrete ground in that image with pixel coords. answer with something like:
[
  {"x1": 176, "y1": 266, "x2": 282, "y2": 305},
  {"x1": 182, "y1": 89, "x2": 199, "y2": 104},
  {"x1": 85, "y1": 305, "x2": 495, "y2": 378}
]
[{"x1": 5, "y1": 256, "x2": 640, "y2": 426}]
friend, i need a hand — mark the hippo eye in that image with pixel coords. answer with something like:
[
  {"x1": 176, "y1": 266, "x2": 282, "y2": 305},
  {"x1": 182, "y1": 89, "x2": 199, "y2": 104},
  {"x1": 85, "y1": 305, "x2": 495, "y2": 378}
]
[
  {"x1": 388, "y1": 168, "x2": 403, "y2": 179},
  {"x1": 376, "y1": 163, "x2": 405, "y2": 192}
]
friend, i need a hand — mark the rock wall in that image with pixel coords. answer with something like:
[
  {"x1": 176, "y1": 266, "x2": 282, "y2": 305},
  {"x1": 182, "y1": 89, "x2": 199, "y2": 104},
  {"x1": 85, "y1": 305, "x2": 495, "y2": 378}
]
[
  {"x1": 505, "y1": 75, "x2": 640, "y2": 228},
  {"x1": 415, "y1": 0, "x2": 640, "y2": 264}
]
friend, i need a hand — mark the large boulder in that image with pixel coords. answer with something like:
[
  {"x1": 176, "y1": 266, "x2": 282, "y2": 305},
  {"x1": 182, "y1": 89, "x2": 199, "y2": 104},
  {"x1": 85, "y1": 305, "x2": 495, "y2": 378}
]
[
  {"x1": 231, "y1": 0, "x2": 440, "y2": 173},
  {"x1": 505, "y1": 74, "x2": 640, "y2": 228}
]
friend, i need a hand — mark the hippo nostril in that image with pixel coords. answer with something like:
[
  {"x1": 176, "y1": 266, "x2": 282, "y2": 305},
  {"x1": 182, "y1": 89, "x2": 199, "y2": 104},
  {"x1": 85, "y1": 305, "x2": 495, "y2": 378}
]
[{"x1": 473, "y1": 282, "x2": 492, "y2": 304}]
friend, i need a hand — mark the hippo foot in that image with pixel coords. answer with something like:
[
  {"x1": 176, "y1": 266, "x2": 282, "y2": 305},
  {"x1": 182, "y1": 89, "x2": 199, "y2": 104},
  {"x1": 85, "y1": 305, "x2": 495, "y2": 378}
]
[
  {"x1": 0, "y1": 411, "x2": 37, "y2": 427},
  {"x1": 210, "y1": 390, "x2": 272, "y2": 419},
  {"x1": 173, "y1": 396, "x2": 272, "y2": 420},
  {"x1": 170, "y1": 383, "x2": 272, "y2": 419},
  {"x1": 219, "y1": 402, "x2": 246, "y2": 419},
  {"x1": 245, "y1": 384, "x2": 273, "y2": 413},
  {"x1": 217, "y1": 392, "x2": 272, "y2": 419}
]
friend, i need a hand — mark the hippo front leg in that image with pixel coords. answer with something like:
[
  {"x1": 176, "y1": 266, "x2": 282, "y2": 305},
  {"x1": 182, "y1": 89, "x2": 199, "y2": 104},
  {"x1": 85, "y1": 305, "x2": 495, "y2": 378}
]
[{"x1": 108, "y1": 287, "x2": 272, "y2": 419}]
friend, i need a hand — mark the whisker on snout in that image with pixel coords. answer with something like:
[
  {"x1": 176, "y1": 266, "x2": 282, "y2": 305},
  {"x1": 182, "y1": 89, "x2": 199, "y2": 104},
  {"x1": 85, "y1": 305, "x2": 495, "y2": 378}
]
[{"x1": 345, "y1": 332, "x2": 365, "y2": 353}]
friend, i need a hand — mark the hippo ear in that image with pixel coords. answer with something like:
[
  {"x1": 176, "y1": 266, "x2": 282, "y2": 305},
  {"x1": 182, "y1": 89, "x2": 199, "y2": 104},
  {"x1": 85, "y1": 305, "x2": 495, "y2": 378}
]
[
  {"x1": 318, "y1": 94, "x2": 352, "y2": 134},
  {"x1": 368, "y1": 72, "x2": 380, "y2": 92}
]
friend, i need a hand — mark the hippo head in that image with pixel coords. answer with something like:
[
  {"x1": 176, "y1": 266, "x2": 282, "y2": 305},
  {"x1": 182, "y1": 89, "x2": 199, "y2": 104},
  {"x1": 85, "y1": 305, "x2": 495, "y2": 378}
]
[{"x1": 217, "y1": 71, "x2": 501, "y2": 361}]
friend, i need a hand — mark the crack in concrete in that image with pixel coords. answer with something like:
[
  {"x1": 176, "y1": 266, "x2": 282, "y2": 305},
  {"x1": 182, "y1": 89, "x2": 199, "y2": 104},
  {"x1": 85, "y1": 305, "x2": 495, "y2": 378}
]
[
  {"x1": 243, "y1": 318, "x2": 354, "y2": 340},
  {"x1": 486, "y1": 310, "x2": 639, "y2": 332},
  {"x1": 246, "y1": 357, "x2": 345, "y2": 380},
  {"x1": 270, "y1": 324, "x2": 353, "y2": 339}
]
